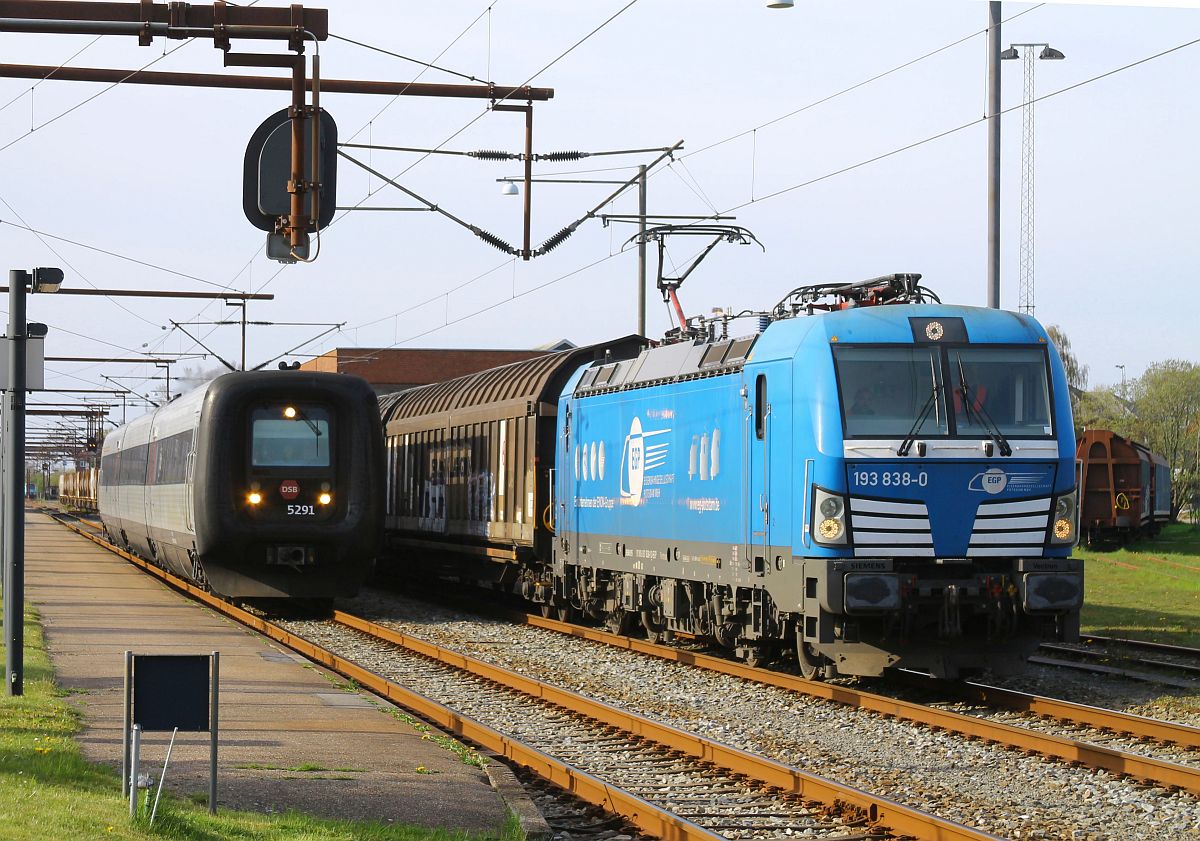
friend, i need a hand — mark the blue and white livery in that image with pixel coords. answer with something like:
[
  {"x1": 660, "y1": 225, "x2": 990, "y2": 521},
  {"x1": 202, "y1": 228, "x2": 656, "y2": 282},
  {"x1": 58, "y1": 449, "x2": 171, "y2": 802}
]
[{"x1": 553, "y1": 280, "x2": 1080, "y2": 678}]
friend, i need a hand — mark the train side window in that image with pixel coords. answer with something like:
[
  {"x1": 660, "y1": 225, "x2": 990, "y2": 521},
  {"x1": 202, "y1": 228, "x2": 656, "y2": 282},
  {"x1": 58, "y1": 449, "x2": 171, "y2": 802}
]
[{"x1": 755, "y1": 375, "x2": 767, "y2": 440}]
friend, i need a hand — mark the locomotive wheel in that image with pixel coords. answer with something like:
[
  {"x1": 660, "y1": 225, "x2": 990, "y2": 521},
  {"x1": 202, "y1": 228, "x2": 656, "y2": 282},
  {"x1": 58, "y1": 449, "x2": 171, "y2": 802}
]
[
  {"x1": 555, "y1": 605, "x2": 576, "y2": 623},
  {"x1": 539, "y1": 604, "x2": 554, "y2": 618},
  {"x1": 641, "y1": 610, "x2": 671, "y2": 644},
  {"x1": 796, "y1": 638, "x2": 828, "y2": 681},
  {"x1": 604, "y1": 609, "x2": 633, "y2": 636},
  {"x1": 742, "y1": 647, "x2": 767, "y2": 669}
]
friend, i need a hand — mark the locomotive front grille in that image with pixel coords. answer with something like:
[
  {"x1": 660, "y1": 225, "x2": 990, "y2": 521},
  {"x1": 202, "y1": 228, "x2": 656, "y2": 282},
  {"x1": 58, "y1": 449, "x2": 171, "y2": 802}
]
[
  {"x1": 966, "y1": 497, "x2": 1051, "y2": 556},
  {"x1": 849, "y1": 497, "x2": 933, "y2": 557}
]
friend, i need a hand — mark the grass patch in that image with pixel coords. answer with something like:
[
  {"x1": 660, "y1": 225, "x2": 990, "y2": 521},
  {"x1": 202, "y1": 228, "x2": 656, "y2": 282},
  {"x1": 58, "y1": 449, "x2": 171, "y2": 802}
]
[
  {"x1": 1077, "y1": 523, "x2": 1200, "y2": 647},
  {"x1": 0, "y1": 603, "x2": 519, "y2": 841}
]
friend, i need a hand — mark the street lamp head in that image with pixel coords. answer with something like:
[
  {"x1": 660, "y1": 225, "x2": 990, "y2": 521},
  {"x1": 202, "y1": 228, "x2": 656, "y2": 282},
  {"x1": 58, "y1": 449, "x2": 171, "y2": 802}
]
[
  {"x1": 1039, "y1": 45, "x2": 1066, "y2": 60},
  {"x1": 31, "y1": 267, "x2": 64, "y2": 294},
  {"x1": 999, "y1": 47, "x2": 1020, "y2": 60},
  {"x1": 767, "y1": 0, "x2": 794, "y2": 7},
  {"x1": 500, "y1": 181, "x2": 520, "y2": 196}
]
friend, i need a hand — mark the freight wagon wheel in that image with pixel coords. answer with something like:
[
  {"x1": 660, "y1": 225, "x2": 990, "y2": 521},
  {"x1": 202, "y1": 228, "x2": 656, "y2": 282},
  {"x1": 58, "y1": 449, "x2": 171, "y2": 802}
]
[{"x1": 796, "y1": 638, "x2": 828, "y2": 681}]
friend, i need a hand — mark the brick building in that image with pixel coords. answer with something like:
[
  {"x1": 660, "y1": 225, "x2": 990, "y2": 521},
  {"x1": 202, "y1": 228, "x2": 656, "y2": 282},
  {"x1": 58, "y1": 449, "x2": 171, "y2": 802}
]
[{"x1": 299, "y1": 345, "x2": 571, "y2": 393}]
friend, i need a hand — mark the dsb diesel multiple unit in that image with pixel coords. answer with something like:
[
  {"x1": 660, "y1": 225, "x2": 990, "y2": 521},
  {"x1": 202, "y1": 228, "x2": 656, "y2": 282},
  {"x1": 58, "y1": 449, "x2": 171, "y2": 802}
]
[
  {"x1": 382, "y1": 280, "x2": 1083, "y2": 679},
  {"x1": 99, "y1": 371, "x2": 383, "y2": 600}
]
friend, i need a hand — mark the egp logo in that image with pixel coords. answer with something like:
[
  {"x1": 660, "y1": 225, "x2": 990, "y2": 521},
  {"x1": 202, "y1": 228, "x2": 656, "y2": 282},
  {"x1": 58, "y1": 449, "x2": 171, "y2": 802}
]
[
  {"x1": 969, "y1": 467, "x2": 1008, "y2": 495},
  {"x1": 621, "y1": 417, "x2": 647, "y2": 504},
  {"x1": 619, "y1": 416, "x2": 670, "y2": 506}
]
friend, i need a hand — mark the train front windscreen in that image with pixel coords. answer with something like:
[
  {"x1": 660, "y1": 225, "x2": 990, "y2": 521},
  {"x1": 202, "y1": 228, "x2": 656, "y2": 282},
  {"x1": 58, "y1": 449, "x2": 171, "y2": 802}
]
[
  {"x1": 833, "y1": 345, "x2": 1055, "y2": 441},
  {"x1": 245, "y1": 403, "x2": 337, "y2": 522}
]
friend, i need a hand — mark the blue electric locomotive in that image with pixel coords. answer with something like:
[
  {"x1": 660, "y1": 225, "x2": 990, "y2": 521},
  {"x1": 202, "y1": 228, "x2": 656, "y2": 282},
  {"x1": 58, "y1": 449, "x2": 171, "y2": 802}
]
[
  {"x1": 381, "y1": 274, "x2": 1081, "y2": 679},
  {"x1": 552, "y1": 275, "x2": 1080, "y2": 678}
]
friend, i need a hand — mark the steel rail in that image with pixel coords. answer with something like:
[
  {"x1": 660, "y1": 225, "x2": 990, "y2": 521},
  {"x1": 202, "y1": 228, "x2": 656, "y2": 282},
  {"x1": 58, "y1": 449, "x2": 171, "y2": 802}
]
[
  {"x1": 1042, "y1": 640, "x2": 1200, "y2": 676},
  {"x1": 46, "y1": 513, "x2": 995, "y2": 841},
  {"x1": 331, "y1": 611, "x2": 997, "y2": 841},
  {"x1": 1079, "y1": 635, "x2": 1200, "y2": 658},
  {"x1": 1025, "y1": 655, "x2": 1197, "y2": 690},
  {"x1": 519, "y1": 614, "x2": 1200, "y2": 794},
  {"x1": 943, "y1": 680, "x2": 1200, "y2": 751}
]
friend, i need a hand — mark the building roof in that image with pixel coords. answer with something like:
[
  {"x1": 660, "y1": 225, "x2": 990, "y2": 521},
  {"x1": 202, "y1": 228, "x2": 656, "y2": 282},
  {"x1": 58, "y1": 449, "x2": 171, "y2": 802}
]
[{"x1": 299, "y1": 347, "x2": 553, "y2": 392}]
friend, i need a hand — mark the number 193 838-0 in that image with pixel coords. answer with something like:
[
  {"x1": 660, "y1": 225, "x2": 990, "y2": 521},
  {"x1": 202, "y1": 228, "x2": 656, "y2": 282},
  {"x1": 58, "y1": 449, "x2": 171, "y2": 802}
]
[{"x1": 852, "y1": 470, "x2": 929, "y2": 488}]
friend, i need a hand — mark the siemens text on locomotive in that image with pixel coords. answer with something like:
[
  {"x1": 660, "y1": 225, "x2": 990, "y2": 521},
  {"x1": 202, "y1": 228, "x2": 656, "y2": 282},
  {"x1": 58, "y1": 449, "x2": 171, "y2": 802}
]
[
  {"x1": 99, "y1": 371, "x2": 383, "y2": 600},
  {"x1": 380, "y1": 274, "x2": 1082, "y2": 679}
]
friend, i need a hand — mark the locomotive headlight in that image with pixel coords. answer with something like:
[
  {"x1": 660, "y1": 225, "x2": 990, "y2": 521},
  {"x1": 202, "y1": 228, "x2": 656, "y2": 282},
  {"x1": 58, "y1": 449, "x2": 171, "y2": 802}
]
[
  {"x1": 812, "y1": 486, "x2": 849, "y2": 546},
  {"x1": 819, "y1": 518, "x2": 844, "y2": 540},
  {"x1": 247, "y1": 491, "x2": 263, "y2": 506},
  {"x1": 819, "y1": 497, "x2": 843, "y2": 518},
  {"x1": 283, "y1": 406, "x2": 297, "y2": 419},
  {"x1": 318, "y1": 492, "x2": 332, "y2": 506},
  {"x1": 1051, "y1": 489, "x2": 1078, "y2": 545}
]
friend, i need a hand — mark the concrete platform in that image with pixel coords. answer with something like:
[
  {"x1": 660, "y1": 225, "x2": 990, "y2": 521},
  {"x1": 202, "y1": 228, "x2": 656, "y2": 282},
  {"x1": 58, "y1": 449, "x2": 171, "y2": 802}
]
[{"x1": 23, "y1": 512, "x2": 515, "y2": 831}]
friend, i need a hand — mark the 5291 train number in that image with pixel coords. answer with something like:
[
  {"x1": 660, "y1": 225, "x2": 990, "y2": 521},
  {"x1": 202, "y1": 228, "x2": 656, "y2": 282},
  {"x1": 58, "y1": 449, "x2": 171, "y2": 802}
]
[
  {"x1": 287, "y1": 504, "x2": 316, "y2": 516},
  {"x1": 851, "y1": 470, "x2": 929, "y2": 488}
]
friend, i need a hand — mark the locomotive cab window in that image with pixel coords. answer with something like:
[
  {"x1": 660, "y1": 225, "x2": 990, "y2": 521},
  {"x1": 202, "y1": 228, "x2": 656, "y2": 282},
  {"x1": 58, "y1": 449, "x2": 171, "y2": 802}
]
[
  {"x1": 754, "y1": 375, "x2": 767, "y2": 439},
  {"x1": 251, "y1": 405, "x2": 332, "y2": 467},
  {"x1": 948, "y1": 347, "x2": 1052, "y2": 437},
  {"x1": 833, "y1": 346, "x2": 947, "y2": 438}
]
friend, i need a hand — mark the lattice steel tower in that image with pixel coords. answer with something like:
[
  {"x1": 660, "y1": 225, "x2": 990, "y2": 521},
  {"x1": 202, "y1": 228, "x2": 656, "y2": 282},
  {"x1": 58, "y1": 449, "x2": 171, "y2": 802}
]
[{"x1": 1001, "y1": 43, "x2": 1065, "y2": 315}]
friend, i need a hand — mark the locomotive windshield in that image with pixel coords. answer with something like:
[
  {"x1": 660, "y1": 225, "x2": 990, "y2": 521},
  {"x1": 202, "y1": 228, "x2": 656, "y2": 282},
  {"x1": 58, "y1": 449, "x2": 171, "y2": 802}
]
[
  {"x1": 251, "y1": 405, "x2": 331, "y2": 467},
  {"x1": 834, "y1": 345, "x2": 1054, "y2": 438},
  {"x1": 947, "y1": 347, "x2": 1053, "y2": 437},
  {"x1": 834, "y1": 346, "x2": 948, "y2": 438}
]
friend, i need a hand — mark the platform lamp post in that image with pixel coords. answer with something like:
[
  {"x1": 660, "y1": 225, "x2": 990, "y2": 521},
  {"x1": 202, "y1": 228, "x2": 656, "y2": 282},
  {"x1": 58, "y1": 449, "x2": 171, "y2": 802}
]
[{"x1": 4, "y1": 266, "x2": 61, "y2": 696}]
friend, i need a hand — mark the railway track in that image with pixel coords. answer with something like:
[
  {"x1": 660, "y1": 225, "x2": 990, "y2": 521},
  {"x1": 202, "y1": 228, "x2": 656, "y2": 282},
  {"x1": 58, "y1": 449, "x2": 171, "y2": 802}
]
[
  {"x1": 1032, "y1": 635, "x2": 1200, "y2": 688},
  {"x1": 511, "y1": 613, "x2": 1200, "y2": 795},
  {"x1": 48, "y1": 513, "x2": 999, "y2": 841}
]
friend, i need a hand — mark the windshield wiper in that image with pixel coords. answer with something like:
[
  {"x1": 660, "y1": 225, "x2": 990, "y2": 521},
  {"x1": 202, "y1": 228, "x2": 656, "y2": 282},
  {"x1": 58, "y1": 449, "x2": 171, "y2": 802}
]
[
  {"x1": 956, "y1": 357, "x2": 1012, "y2": 457},
  {"x1": 898, "y1": 390, "x2": 940, "y2": 457},
  {"x1": 898, "y1": 355, "x2": 942, "y2": 457}
]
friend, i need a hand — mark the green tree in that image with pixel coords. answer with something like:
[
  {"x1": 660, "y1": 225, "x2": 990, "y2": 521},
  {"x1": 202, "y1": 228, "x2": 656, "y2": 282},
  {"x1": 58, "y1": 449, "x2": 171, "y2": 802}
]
[
  {"x1": 1128, "y1": 360, "x2": 1200, "y2": 519},
  {"x1": 1076, "y1": 386, "x2": 1131, "y2": 436},
  {"x1": 1046, "y1": 325, "x2": 1089, "y2": 433}
]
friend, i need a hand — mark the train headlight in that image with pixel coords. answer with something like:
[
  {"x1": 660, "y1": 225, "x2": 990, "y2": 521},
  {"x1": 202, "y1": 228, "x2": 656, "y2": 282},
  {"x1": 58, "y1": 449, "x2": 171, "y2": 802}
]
[
  {"x1": 819, "y1": 518, "x2": 843, "y2": 540},
  {"x1": 812, "y1": 486, "x2": 849, "y2": 546},
  {"x1": 247, "y1": 491, "x2": 263, "y2": 506},
  {"x1": 318, "y1": 492, "x2": 332, "y2": 506},
  {"x1": 1050, "y1": 489, "x2": 1078, "y2": 545},
  {"x1": 819, "y1": 497, "x2": 843, "y2": 518},
  {"x1": 283, "y1": 406, "x2": 297, "y2": 419}
]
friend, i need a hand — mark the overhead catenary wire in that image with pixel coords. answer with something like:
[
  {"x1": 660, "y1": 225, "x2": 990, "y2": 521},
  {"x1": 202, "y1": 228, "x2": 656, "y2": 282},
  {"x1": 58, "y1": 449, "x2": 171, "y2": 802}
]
[
  {"x1": 696, "y1": 33, "x2": 1200, "y2": 220},
  {"x1": 676, "y1": 3, "x2": 1047, "y2": 164},
  {"x1": 329, "y1": 33, "x2": 485, "y2": 83},
  {"x1": 0, "y1": 33, "x2": 104, "y2": 116}
]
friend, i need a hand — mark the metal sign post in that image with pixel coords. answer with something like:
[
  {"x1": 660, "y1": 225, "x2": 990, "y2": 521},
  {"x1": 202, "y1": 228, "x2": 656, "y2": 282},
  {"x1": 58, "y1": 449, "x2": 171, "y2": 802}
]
[
  {"x1": 2, "y1": 267, "x2": 58, "y2": 697},
  {"x1": 4, "y1": 269, "x2": 27, "y2": 697},
  {"x1": 122, "y1": 651, "x2": 220, "y2": 815}
]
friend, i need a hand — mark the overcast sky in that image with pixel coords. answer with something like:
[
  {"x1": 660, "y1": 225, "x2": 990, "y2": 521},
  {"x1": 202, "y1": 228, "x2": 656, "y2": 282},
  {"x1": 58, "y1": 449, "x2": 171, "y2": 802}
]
[{"x1": 1, "y1": 0, "x2": 1196, "y2": 432}]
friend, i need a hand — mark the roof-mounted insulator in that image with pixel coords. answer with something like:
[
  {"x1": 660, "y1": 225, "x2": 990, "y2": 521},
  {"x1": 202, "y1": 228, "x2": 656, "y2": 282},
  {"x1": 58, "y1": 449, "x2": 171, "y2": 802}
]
[
  {"x1": 470, "y1": 149, "x2": 519, "y2": 161},
  {"x1": 471, "y1": 227, "x2": 518, "y2": 255},
  {"x1": 535, "y1": 151, "x2": 589, "y2": 162},
  {"x1": 536, "y1": 224, "x2": 578, "y2": 255}
]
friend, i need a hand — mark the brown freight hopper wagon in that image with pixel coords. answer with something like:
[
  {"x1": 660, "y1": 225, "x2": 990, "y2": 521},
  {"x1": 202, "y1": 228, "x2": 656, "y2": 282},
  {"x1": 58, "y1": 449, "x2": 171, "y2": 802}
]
[
  {"x1": 59, "y1": 467, "x2": 99, "y2": 512},
  {"x1": 1076, "y1": 429, "x2": 1170, "y2": 546}
]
